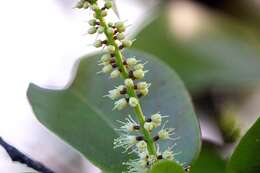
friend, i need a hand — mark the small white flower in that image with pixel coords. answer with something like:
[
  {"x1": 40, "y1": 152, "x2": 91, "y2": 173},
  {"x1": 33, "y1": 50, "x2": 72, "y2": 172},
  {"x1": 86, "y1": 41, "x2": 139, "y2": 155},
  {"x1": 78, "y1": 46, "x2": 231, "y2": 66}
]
[
  {"x1": 144, "y1": 122, "x2": 154, "y2": 131},
  {"x1": 100, "y1": 54, "x2": 111, "y2": 63},
  {"x1": 125, "y1": 78, "x2": 134, "y2": 88},
  {"x1": 114, "y1": 135, "x2": 138, "y2": 152},
  {"x1": 129, "y1": 97, "x2": 139, "y2": 107},
  {"x1": 110, "y1": 69, "x2": 121, "y2": 78},
  {"x1": 147, "y1": 155, "x2": 157, "y2": 166},
  {"x1": 123, "y1": 159, "x2": 149, "y2": 173},
  {"x1": 158, "y1": 128, "x2": 175, "y2": 140},
  {"x1": 101, "y1": 64, "x2": 113, "y2": 73},
  {"x1": 113, "y1": 98, "x2": 128, "y2": 110},
  {"x1": 134, "y1": 64, "x2": 144, "y2": 70},
  {"x1": 116, "y1": 115, "x2": 140, "y2": 132},
  {"x1": 162, "y1": 148, "x2": 174, "y2": 160},
  {"x1": 151, "y1": 113, "x2": 162, "y2": 126},
  {"x1": 105, "y1": 85, "x2": 124, "y2": 100},
  {"x1": 126, "y1": 58, "x2": 139, "y2": 66},
  {"x1": 136, "y1": 141, "x2": 147, "y2": 153},
  {"x1": 137, "y1": 82, "x2": 150, "y2": 90},
  {"x1": 140, "y1": 88, "x2": 149, "y2": 96},
  {"x1": 107, "y1": 45, "x2": 116, "y2": 53},
  {"x1": 133, "y1": 69, "x2": 148, "y2": 80}
]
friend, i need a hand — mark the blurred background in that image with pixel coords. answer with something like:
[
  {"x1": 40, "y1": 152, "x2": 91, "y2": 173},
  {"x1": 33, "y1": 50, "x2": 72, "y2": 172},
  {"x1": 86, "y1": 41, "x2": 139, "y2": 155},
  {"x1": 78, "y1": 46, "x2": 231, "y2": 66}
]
[{"x1": 0, "y1": 0, "x2": 260, "y2": 172}]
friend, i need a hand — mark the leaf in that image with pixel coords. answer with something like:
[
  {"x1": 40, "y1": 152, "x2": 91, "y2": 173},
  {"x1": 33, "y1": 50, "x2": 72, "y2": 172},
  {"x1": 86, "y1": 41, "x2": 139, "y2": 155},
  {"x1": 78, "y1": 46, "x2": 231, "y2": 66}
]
[
  {"x1": 27, "y1": 50, "x2": 201, "y2": 172},
  {"x1": 227, "y1": 118, "x2": 260, "y2": 173},
  {"x1": 150, "y1": 160, "x2": 186, "y2": 173},
  {"x1": 190, "y1": 144, "x2": 227, "y2": 173},
  {"x1": 134, "y1": 11, "x2": 260, "y2": 93}
]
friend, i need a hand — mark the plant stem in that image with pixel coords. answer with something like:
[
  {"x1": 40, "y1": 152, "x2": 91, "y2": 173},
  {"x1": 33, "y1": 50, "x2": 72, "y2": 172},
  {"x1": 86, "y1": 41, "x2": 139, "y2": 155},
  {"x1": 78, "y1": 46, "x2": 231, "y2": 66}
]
[{"x1": 94, "y1": 6, "x2": 157, "y2": 156}]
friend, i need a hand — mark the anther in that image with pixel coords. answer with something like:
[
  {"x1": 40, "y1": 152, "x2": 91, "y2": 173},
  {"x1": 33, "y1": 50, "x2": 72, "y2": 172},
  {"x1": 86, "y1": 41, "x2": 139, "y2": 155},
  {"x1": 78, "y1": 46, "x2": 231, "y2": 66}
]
[
  {"x1": 146, "y1": 118, "x2": 152, "y2": 122},
  {"x1": 120, "y1": 87, "x2": 127, "y2": 95},
  {"x1": 136, "y1": 136, "x2": 144, "y2": 141},
  {"x1": 153, "y1": 135, "x2": 160, "y2": 142},
  {"x1": 110, "y1": 59, "x2": 116, "y2": 64},
  {"x1": 137, "y1": 93, "x2": 142, "y2": 98},
  {"x1": 157, "y1": 155, "x2": 163, "y2": 160},
  {"x1": 128, "y1": 70, "x2": 135, "y2": 80},
  {"x1": 133, "y1": 125, "x2": 140, "y2": 130},
  {"x1": 123, "y1": 60, "x2": 127, "y2": 65},
  {"x1": 112, "y1": 63, "x2": 117, "y2": 68},
  {"x1": 119, "y1": 44, "x2": 124, "y2": 50}
]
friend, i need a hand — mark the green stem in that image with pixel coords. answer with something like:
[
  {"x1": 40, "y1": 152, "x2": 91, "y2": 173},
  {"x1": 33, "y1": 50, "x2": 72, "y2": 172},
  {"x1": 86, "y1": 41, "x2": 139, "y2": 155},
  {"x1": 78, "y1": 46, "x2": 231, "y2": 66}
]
[{"x1": 94, "y1": 6, "x2": 157, "y2": 156}]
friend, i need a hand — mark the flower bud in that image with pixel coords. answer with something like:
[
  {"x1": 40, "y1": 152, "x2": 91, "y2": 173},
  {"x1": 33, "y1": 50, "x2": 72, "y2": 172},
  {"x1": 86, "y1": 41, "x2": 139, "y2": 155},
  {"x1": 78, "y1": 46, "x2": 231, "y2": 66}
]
[
  {"x1": 88, "y1": 27, "x2": 97, "y2": 34},
  {"x1": 129, "y1": 97, "x2": 138, "y2": 107},
  {"x1": 97, "y1": 27, "x2": 105, "y2": 34},
  {"x1": 105, "y1": 0, "x2": 113, "y2": 9},
  {"x1": 136, "y1": 141, "x2": 147, "y2": 152},
  {"x1": 144, "y1": 122, "x2": 154, "y2": 131},
  {"x1": 134, "y1": 64, "x2": 144, "y2": 70},
  {"x1": 101, "y1": 10, "x2": 108, "y2": 17},
  {"x1": 114, "y1": 98, "x2": 128, "y2": 110},
  {"x1": 102, "y1": 64, "x2": 113, "y2": 73},
  {"x1": 107, "y1": 45, "x2": 116, "y2": 53},
  {"x1": 100, "y1": 54, "x2": 111, "y2": 62},
  {"x1": 137, "y1": 82, "x2": 150, "y2": 90},
  {"x1": 91, "y1": 4, "x2": 99, "y2": 11},
  {"x1": 88, "y1": 19, "x2": 97, "y2": 26},
  {"x1": 107, "y1": 27, "x2": 114, "y2": 35},
  {"x1": 140, "y1": 88, "x2": 149, "y2": 96},
  {"x1": 75, "y1": 1, "x2": 84, "y2": 9},
  {"x1": 133, "y1": 69, "x2": 145, "y2": 79},
  {"x1": 110, "y1": 69, "x2": 121, "y2": 78},
  {"x1": 124, "y1": 78, "x2": 134, "y2": 88},
  {"x1": 151, "y1": 113, "x2": 162, "y2": 127},
  {"x1": 94, "y1": 40, "x2": 102, "y2": 48},
  {"x1": 122, "y1": 40, "x2": 133, "y2": 48},
  {"x1": 115, "y1": 22, "x2": 125, "y2": 32},
  {"x1": 117, "y1": 33, "x2": 125, "y2": 40},
  {"x1": 126, "y1": 58, "x2": 138, "y2": 66},
  {"x1": 83, "y1": 2, "x2": 90, "y2": 9}
]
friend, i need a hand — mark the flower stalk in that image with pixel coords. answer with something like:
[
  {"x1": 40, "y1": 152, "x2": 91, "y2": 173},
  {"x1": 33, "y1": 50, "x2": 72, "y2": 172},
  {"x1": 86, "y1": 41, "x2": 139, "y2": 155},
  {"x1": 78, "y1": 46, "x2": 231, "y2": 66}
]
[{"x1": 76, "y1": 0, "x2": 180, "y2": 172}]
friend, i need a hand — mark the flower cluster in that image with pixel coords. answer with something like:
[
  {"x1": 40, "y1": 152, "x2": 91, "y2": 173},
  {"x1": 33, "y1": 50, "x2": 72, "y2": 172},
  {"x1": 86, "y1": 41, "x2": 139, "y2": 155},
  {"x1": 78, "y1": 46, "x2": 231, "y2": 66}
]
[
  {"x1": 76, "y1": 0, "x2": 181, "y2": 172},
  {"x1": 114, "y1": 114, "x2": 180, "y2": 173}
]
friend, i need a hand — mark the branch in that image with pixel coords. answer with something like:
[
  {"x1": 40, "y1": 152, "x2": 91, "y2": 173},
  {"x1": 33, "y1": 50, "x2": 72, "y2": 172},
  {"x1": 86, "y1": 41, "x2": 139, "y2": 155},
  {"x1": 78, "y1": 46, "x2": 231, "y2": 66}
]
[{"x1": 0, "y1": 137, "x2": 55, "y2": 173}]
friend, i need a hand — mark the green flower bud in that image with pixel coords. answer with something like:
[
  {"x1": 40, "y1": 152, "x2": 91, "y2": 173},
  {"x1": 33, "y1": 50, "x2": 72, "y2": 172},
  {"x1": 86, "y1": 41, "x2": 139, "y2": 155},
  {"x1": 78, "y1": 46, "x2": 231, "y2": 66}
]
[
  {"x1": 75, "y1": 1, "x2": 84, "y2": 9},
  {"x1": 108, "y1": 22, "x2": 114, "y2": 27},
  {"x1": 102, "y1": 64, "x2": 113, "y2": 73},
  {"x1": 105, "y1": 0, "x2": 113, "y2": 9},
  {"x1": 107, "y1": 27, "x2": 114, "y2": 35},
  {"x1": 88, "y1": 27, "x2": 97, "y2": 34},
  {"x1": 88, "y1": 19, "x2": 96, "y2": 26},
  {"x1": 101, "y1": 10, "x2": 108, "y2": 17},
  {"x1": 91, "y1": 4, "x2": 99, "y2": 11},
  {"x1": 125, "y1": 78, "x2": 134, "y2": 88},
  {"x1": 107, "y1": 45, "x2": 116, "y2": 53},
  {"x1": 100, "y1": 54, "x2": 111, "y2": 62},
  {"x1": 97, "y1": 27, "x2": 105, "y2": 34},
  {"x1": 129, "y1": 97, "x2": 139, "y2": 107},
  {"x1": 94, "y1": 40, "x2": 102, "y2": 48},
  {"x1": 122, "y1": 40, "x2": 133, "y2": 48},
  {"x1": 117, "y1": 33, "x2": 125, "y2": 40},
  {"x1": 110, "y1": 69, "x2": 121, "y2": 78},
  {"x1": 115, "y1": 21, "x2": 125, "y2": 29},
  {"x1": 83, "y1": 2, "x2": 90, "y2": 9}
]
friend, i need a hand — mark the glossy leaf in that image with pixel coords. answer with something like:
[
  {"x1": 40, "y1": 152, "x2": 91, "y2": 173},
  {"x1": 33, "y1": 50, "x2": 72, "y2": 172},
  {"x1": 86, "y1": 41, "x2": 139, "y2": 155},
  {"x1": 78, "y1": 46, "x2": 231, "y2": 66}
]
[
  {"x1": 227, "y1": 118, "x2": 260, "y2": 173},
  {"x1": 150, "y1": 160, "x2": 186, "y2": 173},
  {"x1": 27, "y1": 50, "x2": 201, "y2": 172},
  {"x1": 190, "y1": 144, "x2": 227, "y2": 173}
]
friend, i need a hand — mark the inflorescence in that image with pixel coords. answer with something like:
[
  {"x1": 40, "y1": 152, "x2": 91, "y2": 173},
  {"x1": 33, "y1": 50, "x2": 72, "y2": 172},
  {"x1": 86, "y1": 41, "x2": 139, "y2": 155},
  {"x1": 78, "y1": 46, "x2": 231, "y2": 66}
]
[{"x1": 76, "y1": 0, "x2": 182, "y2": 172}]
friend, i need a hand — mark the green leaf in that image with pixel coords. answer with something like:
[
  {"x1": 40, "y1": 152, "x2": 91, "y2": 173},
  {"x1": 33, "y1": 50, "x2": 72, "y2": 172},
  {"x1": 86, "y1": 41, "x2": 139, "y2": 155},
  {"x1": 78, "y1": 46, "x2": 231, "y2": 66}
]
[
  {"x1": 190, "y1": 144, "x2": 227, "y2": 173},
  {"x1": 27, "y1": 50, "x2": 201, "y2": 172},
  {"x1": 227, "y1": 118, "x2": 260, "y2": 173},
  {"x1": 134, "y1": 11, "x2": 260, "y2": 93},
  {"x1": 150, "y1": 160, "x2": 186, "y2": 173}
]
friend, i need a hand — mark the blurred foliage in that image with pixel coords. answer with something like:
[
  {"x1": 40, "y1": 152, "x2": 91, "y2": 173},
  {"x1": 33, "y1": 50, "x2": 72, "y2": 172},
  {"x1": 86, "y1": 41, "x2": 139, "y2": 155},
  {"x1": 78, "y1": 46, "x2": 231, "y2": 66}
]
[
  {"x1": 134, "y1": 6, "x2": 260, "y2": 94},
  {"x1": 27, "y1": 50, "x2": 201, "y2": 172}
]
